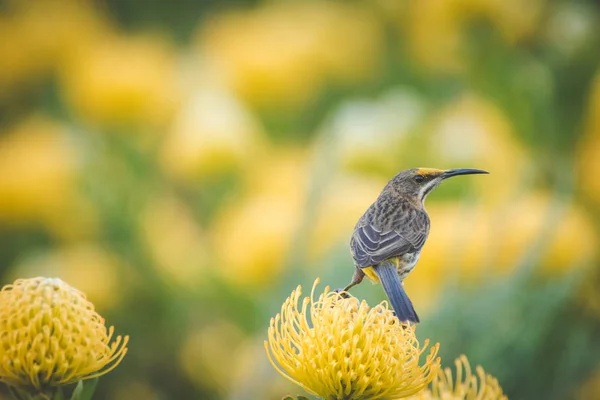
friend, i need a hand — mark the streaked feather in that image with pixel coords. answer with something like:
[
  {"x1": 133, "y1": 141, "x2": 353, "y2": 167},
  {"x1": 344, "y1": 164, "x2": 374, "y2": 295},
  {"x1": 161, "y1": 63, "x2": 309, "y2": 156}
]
[{"x1": 350, "y1": 199, "x2": 429, "y2": 269}]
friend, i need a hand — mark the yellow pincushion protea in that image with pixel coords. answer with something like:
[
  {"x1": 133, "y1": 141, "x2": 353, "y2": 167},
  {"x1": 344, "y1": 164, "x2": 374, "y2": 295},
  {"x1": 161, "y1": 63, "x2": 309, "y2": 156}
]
[
  {"x1": 0, "y1": 277, "x2": 129, "y2": 392},
  {"x1": 265, "y1": 278, "x2": 440, "y2": 400},
  {"x1": 409, "y1": 355, "x2": 507, "y2": 400}
]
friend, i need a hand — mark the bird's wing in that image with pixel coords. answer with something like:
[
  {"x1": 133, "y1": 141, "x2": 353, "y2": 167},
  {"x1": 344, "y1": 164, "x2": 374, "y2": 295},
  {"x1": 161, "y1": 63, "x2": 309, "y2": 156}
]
[{"x1": 350, "y1": 211, "x2": 429, "y2": 269}]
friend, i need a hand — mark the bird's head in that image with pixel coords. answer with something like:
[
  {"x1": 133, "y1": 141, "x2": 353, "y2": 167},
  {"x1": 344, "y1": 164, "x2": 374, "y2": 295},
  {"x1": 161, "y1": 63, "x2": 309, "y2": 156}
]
[{"x1": 389, "y1": 167, "x2": 489, "y2": 205}]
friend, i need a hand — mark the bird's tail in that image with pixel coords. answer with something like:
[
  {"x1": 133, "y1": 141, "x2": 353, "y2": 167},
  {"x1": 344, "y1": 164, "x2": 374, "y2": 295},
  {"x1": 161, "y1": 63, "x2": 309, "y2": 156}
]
[{"x1": 374, "y1": 262, "x2": 419, "y2": 323}]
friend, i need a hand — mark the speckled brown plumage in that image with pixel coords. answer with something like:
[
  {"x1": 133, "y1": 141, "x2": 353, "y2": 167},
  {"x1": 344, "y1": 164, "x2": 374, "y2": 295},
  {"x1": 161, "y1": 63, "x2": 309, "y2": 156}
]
[{"x1": 350, "y1": 193, "x2": 430, "y2": 270}]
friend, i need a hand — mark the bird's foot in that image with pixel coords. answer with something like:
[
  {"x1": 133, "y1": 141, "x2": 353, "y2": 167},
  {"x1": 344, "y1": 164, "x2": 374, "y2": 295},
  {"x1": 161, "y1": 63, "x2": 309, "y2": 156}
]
[{"x1": 333, "y1": 288, "x2": 351, "y2": 299}]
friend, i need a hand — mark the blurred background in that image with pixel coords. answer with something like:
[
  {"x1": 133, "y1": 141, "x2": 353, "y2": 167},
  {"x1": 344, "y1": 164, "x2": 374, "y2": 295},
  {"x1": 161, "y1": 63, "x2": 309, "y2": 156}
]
[{"x1": 1, "y1": 0, "x2": 600, "y2": 399}]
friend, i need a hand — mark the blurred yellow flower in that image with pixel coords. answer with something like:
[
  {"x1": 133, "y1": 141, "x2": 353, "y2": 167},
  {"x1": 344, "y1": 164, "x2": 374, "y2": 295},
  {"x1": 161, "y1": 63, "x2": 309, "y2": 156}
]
[
  {"x1": 494, "y1": 193, "x2": 597, "y2": 276},
  {"x1": 110, "y1": 381, "x2": 160, "y2": 400},
  {"x1": 409, "y1": 355, "x2": 507, "y2": 400},
  {"x1": 0, "y1": 277, "x2": 128, "y2": 393},
  {"x1": 0, "y1": 117, "x2": 74, "y2": 220},
  {"x1": 404, "y1": 202, "x2": 488, "y2": 311},
  {"x1": 577, "y1": 70, "x2": 600, "y2": 206},
  {"x1": 9, "y1": 244, "x2": 122, "y2": 310},
  {"x1": 213, "y1": 194, "x2": 299, "y2": 287},
  {"x1": 160, "y1": 85, "x2": 264, "y2": 182},
  {"x1": 0, "y1": 15, "x2": 45, "y2": 94},
  {"x1": 407, "y1": 193, "x2": 597, "y2": 311},
  {"x1": 406, "y1": 0, "x2": 544, "y2": 72},
  {"x1": 265, "y1": 279, "x2": 440, "y2": 400},
  {"x1": 180, "y1": 321, "x2": 245, "y2": 395},
  {"x1": 198, "y1": 1, "x2": 383, "y2": 108},
  {"x1": 0, "y1": 0, "x2": 111, "y2": 97},
  {"x1": 405, "y1": 0, "x2": 463, "y2": 73},
  {"x1": 212, "y1": 149, "x2": 308, "y2": 287},
  {"x1": 578, "y1": 268, "x2": 600, "y2": 328},
  {"x1": 60, "y1": 34, "x2": 179, "y2": 127},
  {"x1": 139, "y1": 194, "x2": 209, "y2": 288},
  {"x1": 577, "y1": 366, "x2": 600, "y2": 400},
  {"x1": 0, "y1": 116, "x2": 95, "y2": 239}
]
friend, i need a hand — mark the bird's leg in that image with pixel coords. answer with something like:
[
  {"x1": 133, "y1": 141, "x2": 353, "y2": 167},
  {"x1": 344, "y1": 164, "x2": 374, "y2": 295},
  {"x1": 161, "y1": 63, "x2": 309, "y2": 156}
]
[
  {"x1": 335, "y1": 267, "x2": 365, "y2": 298},
  {"x1": 344, "y1": 267, "x2": 365, "y2": 291}
]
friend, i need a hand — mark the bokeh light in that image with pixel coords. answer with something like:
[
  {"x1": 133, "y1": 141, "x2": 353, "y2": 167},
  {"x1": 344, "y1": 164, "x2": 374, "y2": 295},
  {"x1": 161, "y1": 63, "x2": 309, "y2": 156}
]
[{"x1": 1, "y1": 0, "x2": 599, "y2": 399}]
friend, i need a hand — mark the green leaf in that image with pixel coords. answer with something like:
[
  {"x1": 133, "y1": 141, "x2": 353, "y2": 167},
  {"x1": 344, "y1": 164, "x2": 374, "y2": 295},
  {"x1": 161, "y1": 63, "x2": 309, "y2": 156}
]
[
  {"x1": 70, "y1": 378, "x2": 99, "y2": 400},
  {"x1": 51, "y1": 388, "x2": 66, "y2": 400}
]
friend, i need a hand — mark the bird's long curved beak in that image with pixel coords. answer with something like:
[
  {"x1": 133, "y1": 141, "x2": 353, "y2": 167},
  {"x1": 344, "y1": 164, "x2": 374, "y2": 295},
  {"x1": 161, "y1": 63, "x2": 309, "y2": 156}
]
[{"x1": 442, "y1": 168, "x2": 489, "y2": 179}]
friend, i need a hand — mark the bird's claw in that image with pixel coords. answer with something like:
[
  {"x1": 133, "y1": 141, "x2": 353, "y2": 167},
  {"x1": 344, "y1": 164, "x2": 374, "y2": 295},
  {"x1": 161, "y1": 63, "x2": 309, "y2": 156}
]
[{"x1": 333, "y1": 288, "x2": 351, "y2": 299}]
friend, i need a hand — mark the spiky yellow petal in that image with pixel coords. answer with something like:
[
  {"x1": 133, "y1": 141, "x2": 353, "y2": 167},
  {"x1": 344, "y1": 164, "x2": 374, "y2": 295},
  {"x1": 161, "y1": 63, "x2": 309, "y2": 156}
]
[
  {"x1": 408, "y1": 355, "x2": 507, "y2": 400},
  {"x1": 0, "y1": 277, "x2": 129, "y2": 391},
  {"x1": 265, "y1": 278, "x2": 440, "y2": 400}
]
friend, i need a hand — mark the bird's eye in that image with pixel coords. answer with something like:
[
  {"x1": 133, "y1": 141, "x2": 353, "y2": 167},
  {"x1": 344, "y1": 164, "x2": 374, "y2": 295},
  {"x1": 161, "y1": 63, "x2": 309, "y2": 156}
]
[{"x1": 414, "y1": 175, "x2": 425, "y2": 183}]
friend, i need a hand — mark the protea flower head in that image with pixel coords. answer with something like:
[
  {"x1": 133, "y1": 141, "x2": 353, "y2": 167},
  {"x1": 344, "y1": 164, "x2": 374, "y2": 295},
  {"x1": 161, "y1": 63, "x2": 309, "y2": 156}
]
[
  {"x1": 265, "y1": 278, "x2": 440, "y2": 400},
  {"x1": 408, "y1": 355, "x2": 507, "y2": 400},
  {"x1": 0, "y1": 277, "x2": 128, "y2": 396}
]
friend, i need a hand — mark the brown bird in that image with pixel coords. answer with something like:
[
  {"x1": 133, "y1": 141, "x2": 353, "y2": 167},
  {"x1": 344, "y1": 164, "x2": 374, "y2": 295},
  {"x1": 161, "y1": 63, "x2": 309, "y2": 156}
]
[{"x1": 340, "y1": 168, "x2": 488, "y2": 323}]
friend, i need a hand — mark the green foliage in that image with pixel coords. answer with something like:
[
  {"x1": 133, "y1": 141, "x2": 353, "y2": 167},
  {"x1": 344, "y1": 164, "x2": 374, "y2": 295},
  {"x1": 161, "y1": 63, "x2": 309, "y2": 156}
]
[{"x1": 70, "y1": 379, "x2": 99, "y2": 400}]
